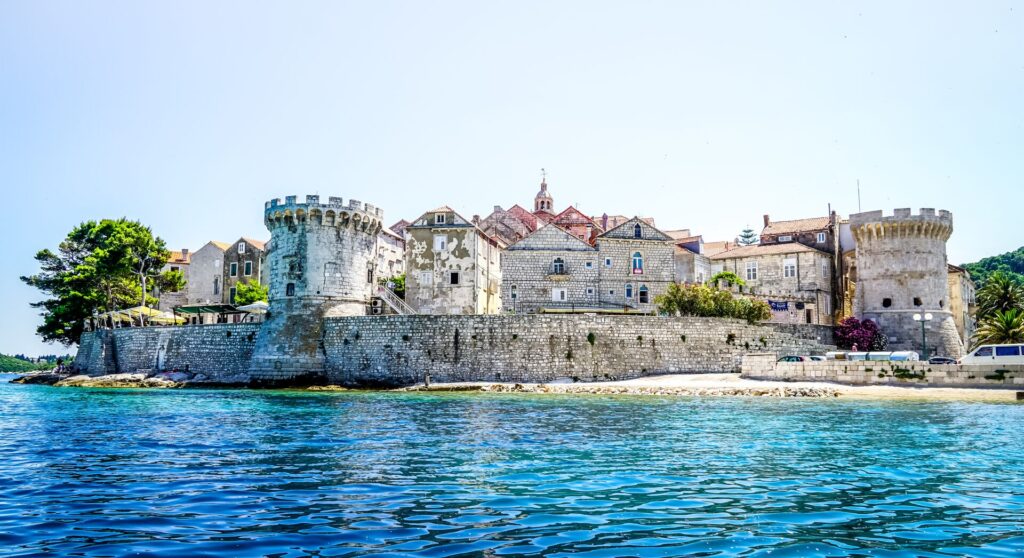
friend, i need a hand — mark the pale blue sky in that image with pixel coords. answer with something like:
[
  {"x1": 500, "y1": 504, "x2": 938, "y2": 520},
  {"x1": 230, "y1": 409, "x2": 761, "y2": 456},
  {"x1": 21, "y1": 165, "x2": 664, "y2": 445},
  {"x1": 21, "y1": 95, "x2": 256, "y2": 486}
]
[{"x1": 1, "y1": 1, "x2": 1021, "y2": 355}]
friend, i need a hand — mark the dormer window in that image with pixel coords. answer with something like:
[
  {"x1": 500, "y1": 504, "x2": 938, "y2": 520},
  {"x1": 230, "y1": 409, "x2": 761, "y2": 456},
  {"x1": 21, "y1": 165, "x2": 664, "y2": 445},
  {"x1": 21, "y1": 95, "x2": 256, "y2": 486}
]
[
  {"x1": 778, "y1": 235, "x2": 793, "y2": 242},
  {"x1": 633, "y1": 223, "x2": 643, "y2": 238},
  {"x1": 238, "y1": 242, "x2": 246, "y2": 254},
  {"x1": 435, "y1": 214, "x2": 446, "y2": 225}
]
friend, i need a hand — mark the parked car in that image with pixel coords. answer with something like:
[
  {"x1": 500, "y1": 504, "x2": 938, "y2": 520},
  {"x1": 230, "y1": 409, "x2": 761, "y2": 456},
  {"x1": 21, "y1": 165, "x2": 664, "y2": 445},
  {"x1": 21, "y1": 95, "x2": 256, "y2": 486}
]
[
  {"x1": 928, "y1": 356, "x2": 957, "y2": 365},
  {"x1": 959, "y1": 344, "x2": 1024, "y2": 365},
  {"x1": 778, "y1": 356, "x2": 806, "y2": 362}
]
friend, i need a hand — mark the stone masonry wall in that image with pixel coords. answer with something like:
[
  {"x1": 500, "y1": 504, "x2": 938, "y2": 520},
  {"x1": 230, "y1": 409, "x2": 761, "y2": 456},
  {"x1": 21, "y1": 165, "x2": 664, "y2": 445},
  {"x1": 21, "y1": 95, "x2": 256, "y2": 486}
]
[
  {"x1": 75, "y1": 324, "x2": 260, "y2": 379},
  {"x1": 322, "y1": 315, "x2": 835, "y2": 387},
  {"x1": 741, "y1": 353, "x2": 1024, "y2": 390}
]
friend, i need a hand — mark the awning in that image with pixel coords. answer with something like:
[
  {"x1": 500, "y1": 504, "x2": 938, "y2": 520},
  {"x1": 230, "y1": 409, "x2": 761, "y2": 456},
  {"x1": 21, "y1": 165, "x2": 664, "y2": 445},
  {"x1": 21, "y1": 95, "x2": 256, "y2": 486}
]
[
  {"x1": 236, "y1": 301, "x2": 269, "y2": 314},
  {"x1": 172, "y1": 304, "x2": 246, "y2": 315}
]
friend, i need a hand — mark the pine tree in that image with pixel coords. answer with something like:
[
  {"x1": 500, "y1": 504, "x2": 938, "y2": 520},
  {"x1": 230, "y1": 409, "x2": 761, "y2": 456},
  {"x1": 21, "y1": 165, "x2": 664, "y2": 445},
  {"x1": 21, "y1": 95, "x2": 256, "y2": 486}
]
[{"x1": 738, "y1": 227, "x2": 759, "y2": 246}]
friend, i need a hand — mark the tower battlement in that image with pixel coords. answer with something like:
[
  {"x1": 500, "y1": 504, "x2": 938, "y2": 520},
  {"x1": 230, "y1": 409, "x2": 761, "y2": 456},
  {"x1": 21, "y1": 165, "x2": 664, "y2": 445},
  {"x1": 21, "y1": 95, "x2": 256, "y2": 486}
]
[{"x1": 264, "y1": 194, "x2": 384, "y2": 235}]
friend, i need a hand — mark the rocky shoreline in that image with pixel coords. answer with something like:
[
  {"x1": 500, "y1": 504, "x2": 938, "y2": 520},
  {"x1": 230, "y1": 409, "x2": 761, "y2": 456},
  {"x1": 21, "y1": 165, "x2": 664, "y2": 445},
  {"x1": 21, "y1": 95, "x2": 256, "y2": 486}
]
[
  {"x1": 403, "y1": 382, "x2": 841, "y2": 398},
  {"x1": 10, "y1": 370, "x2": 248, "y2": 389}
]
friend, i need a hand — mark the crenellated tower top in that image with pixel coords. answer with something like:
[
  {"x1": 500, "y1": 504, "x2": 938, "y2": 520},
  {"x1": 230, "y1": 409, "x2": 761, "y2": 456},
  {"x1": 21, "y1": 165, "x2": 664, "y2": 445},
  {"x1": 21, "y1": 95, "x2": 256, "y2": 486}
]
[
  {"x1": 849, "y1": 208, "x2": 953, "y2": 242},
  {"x1": 264, "y1": 194, "x2": 384, "y2": 235}
]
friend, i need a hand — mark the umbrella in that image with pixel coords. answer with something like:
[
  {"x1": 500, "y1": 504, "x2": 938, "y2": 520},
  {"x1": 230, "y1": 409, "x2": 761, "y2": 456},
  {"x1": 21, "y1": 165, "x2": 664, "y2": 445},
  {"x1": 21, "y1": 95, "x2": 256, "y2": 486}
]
[{"x1": 237, "y1": 301, "x2": 269, "y2": 314}]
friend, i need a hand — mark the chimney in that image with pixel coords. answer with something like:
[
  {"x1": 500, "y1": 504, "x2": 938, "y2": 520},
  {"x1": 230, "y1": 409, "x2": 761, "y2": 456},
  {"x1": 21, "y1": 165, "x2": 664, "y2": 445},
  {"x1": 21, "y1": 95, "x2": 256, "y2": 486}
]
[
  {"x1": 472, "y1": 215, "x2": 480, "y2": 225},
  {"x1": 493, "y1": 205, "x2": 502, "y2": 213},
  {"x1": 182, "y1": 248, "x2": 189, "y2": 258},
  {"x1": 602, "y1": 213, "x2": 609, "y2": 229},
  {"x1": 763, "y1": 214, "x2": 770, "y2": 228}
]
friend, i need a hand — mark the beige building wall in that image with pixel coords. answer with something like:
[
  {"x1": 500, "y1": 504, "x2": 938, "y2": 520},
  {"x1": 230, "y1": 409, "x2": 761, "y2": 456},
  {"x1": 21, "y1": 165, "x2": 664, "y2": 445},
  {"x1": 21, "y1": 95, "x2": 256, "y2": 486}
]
[
  {"x1": 947, "y1": 267, "x2": 977, "y2": 348},
  {"x1": 713, "y1": 247, "x2": 834, "y2": 325}
]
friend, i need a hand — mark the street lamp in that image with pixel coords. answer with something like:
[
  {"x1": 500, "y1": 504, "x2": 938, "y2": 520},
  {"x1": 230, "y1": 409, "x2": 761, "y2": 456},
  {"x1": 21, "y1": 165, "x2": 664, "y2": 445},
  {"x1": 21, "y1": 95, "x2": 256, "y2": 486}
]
[{"x1": 912, "y1": 312, "x2": 933, "y2": 360}]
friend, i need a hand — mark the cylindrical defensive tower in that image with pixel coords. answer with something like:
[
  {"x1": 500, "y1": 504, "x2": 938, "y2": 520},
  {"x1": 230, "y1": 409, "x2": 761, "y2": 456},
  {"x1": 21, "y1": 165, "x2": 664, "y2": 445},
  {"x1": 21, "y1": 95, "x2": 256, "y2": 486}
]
[
  {"x1": 249, "y1": 195, "x2": 383, "y2": 384},
  {"x1": 850, "y1": 208, "x2": 963, "y2": 358}
]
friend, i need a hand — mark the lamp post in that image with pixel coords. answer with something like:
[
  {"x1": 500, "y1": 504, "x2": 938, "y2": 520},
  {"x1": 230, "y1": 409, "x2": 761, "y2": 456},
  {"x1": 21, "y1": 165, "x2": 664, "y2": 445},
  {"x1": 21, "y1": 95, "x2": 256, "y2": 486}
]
[{"x1": 912, "y1": 312, "x2": 933, "y2": 360}]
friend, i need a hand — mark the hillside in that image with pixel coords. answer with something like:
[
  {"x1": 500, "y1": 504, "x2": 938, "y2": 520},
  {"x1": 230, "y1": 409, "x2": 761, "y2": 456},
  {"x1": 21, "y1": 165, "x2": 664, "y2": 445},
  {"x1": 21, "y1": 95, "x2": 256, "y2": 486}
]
[
  {"x1": 0, "y1": 354, "x2": 52, "y2": 373},
  {"x1": 962, "y1": 246, "x2": 1024, "y2": 288}
]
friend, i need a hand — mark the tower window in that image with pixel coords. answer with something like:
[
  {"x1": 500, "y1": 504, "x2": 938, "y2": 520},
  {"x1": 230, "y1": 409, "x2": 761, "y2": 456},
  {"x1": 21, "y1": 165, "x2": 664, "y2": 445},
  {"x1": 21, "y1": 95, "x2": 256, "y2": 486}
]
[
  {"x1": 286, "y1": 283, "x2": 295, "y2": 296},
  {"x1": 913, "y1": 297, "x2": 922, "y2": 306},
  {"x1": 882, "y1": 297, "x2": 892, "y2": 308}
]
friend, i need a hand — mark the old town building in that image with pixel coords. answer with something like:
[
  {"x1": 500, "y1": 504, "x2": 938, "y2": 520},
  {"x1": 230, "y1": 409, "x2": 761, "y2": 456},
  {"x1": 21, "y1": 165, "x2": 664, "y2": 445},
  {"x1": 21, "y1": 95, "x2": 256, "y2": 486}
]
[
  {"x1": 947, "y1": 264, "x2": 977, "y2": 347},
  {"x1": 478, "y1": 205, "x2": 537, "y2": 247},
  {"x1": 187, "y1": 241, "x2": 230, "y2": 306},
  {"x1": 222, "y1": 238, "x2": 266, "y2": 305},
  {"x1": 376, "y1": 227, "x2": 405, "y2": 280},
  {"x1": 671, "y1": 234, "x2": 712, "y2": 285},
  {"x1": 156, "y1": 248, "x2": 191, "y2": 311},
  {"x1": 404, "y1": 206, "x2": 502, "y2": 315},
  {"x1": 597, "y1": 218, "x2": 675, "y2": 313},
  {"x1": 710, "y1": 242, "x2": 835, "y2": 325}
]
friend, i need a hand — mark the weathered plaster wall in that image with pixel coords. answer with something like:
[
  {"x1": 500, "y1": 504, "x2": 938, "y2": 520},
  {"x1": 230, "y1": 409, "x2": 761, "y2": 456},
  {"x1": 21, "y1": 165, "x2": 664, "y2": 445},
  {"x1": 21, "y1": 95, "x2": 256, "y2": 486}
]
[
  {"x1": 322, "y1": 315, "x2": 836, "y2": 387},
  {"x1": 741, "y1": 353, "x2": 1024, "y2": 389}
]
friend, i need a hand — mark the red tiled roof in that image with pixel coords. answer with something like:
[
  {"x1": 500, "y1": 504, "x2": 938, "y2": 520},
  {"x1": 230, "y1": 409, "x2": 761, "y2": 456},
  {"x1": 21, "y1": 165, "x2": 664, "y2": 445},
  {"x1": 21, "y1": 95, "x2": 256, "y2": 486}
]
[
  {"x1": 506, "y1": 205, "x2": 539, "y2": 231},
  {"x1": 763, "y1": 216, "x2": 830, "y2": 236},
  {"x1": 168, "y1": 250, "x2": 191, "y2": 263},
  {"x1": 241, "y1": 238, "x2": 267, "y2": 250},
  {"x1": 709, "y1": 242, "x2": 830, "y2": 260},
  {"x1": 553, "y1": 206, "x2": 601, "y2": 227}
]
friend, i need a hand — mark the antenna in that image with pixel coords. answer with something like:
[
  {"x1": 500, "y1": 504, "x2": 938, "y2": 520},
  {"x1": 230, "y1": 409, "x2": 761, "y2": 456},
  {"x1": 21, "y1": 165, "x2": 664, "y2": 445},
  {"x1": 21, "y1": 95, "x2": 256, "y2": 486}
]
[{"x1": 857, "y1": 179, "x2": 862, "y2": 213}]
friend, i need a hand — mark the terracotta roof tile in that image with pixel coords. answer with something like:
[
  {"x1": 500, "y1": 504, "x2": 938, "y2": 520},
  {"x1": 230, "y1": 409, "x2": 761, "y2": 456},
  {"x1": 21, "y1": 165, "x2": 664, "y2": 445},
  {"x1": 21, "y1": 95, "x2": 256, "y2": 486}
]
[
  {"x1": 763, "y1": 216, "x2": 830, "y2": 235},
  {"x1": 709, "y1": 242, "x2": 830, "y2": 260}
]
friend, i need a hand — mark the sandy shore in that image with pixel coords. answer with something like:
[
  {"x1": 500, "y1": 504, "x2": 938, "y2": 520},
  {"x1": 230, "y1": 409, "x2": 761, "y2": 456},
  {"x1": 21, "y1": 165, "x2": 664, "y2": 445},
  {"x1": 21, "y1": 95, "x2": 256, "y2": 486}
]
[{"x1": 403, "y1": 373, "x2": 1024, "y2": 402}]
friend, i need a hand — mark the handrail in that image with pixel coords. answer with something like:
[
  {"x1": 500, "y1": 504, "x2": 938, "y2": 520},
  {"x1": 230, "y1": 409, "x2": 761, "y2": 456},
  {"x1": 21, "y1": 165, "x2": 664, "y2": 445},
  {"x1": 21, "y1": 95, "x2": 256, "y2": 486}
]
[{"x1": 377, "y1": 286, "x2": 417, "y2": 315}]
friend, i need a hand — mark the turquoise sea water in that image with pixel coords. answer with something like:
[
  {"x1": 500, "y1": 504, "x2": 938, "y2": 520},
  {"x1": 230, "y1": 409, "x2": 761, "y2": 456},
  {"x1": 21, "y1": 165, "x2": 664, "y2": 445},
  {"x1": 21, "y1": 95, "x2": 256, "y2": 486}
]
[{"x1": 1, "y1": 375, "x2": 1023, "y2": 557}]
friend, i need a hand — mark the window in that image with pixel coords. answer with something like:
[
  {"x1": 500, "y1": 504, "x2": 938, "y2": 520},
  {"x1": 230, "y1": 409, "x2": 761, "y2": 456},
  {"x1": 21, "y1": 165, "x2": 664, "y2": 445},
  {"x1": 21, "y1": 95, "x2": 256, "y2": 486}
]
[
  {"x1": 552, "y1": 258, "x2": 566, "y2": 274},
  {"x1": 170, "y1": 266, "x2": 179, "y2": 273},
  {"x1": 638, "y1": 285, "x2": 649, "y2": 304},
  {"x1": 585, "y1": 261, "x2": 593, "y2": 269},
  {"x1": 213, "y1": 277, "x2": 220, "y2": 295},
  {"x1": 244, "y1": 261, "x2": 253, "y2": 276},
  {"x1": 367, "y1": 269, "x2": 373, "y2": 283},
  {"x1": 586, "y1": 287, "x2": 594, "y2": 295},
  {"x1": 778, "y1": 235, "x2": 793, "y2": 242},
  {"x1": 419, "y1": 271, "x2": 433, "y2": 285},
  {"x1": 604, "y1": 258, "x2": 612, "y2": 267},
  {"x1": 433, "y1": 234, "x2": 447, "y2": 251},
  {"x1": 821, "y1": 261, "x2": 828, "y2": 278},
  {"x1": 633, "y1": 223, "x2": 643, "y2": 238},
  {"x1": 823, "y1": 298, "x2": 831, "y2": 314},
  {"x1": 238, "y1": 242, "x2": 246, "y2": 254},
  {"x1": 632, "y1": 252, "x2": 643, "y2": 274},
  {"x1": 745, "y1": 261, "x2": 758, "y2": 281},
  {"x1": 913, "y1": 297, "x2": 922, "y2": 307},
  {"x1": 608, "y1": 289, "x2": 615, "y2": 296},
  {"x1": 435, "y1": 214, "x2": 446, "y2": 224},
  {"x1": 882, "y1": 297, "x2": 892, "y2": 308},
  {"x1": 286, "y1": 283, "x2": 295, "y2": 296},
  {"x1": 783, "y1": 259, "x2": 796, "y2": 278},
  {"x1": 625, "y1": 284, "x2": 634, "y2": 299},
  {"x1": 450, "y1": 272, "x2": 460, "y2": 285},
  {"x1": 551, "y1": 288, "x2": 567, "y2": 302},
  {"x1": 229, "y1": 287, "x2": 237, "y2": 304},
  {"x1": 996, "y1": 346, "x2": 1020, "y2": 357},
  {"x1": 974, "y1": 346, "x2": 992, "y2": 357},
  {"x1": 230, "y1": 262, "x2": 238, "y2": 277},
  {"x1": 510, "y1": 285, "x2": 517, "y2": 300},
  {"x1": 817, "y1": 232, "x2": 826, "y2": 244}
]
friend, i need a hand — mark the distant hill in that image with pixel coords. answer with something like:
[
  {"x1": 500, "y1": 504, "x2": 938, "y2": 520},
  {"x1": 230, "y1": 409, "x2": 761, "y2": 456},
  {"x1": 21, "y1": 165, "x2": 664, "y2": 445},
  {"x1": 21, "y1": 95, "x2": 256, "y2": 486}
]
[
  {"x1": 962, "y1": 246, "x2": 1024, "y2": 288},
  {"x1": 0, "y1": 354, "x2": 53, "y2": 373}
]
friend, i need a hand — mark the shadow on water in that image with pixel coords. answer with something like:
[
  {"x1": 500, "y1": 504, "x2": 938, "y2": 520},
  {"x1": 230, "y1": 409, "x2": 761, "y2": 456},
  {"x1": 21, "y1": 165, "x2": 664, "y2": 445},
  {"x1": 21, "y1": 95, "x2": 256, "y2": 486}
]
[{"x1": 1, "y1": 373, "x2": 1024, "y2": 556}]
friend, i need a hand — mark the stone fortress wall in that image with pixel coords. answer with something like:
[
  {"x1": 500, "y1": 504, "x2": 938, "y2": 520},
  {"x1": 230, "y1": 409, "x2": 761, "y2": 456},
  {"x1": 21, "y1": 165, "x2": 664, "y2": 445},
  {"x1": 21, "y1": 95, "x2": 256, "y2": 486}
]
[
  {"x1": 850, "y1": 208, "x2": 963, "y2": 358},
  {"x1": 74, "y1": 316, "x2": 836, "y2": 386},
  {"x1": 249, "y1": 195, "x2": 383, "y2": 383}
]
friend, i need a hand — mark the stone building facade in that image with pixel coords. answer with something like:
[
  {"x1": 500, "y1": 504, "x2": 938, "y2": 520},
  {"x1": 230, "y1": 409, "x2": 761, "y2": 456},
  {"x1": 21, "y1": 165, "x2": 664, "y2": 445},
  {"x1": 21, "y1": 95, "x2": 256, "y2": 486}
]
[
  {"x1": 501, "y1": 224, "x2": 599, "y2": 313},
  {"x1": 710, "y1": 243, "x2": 834, "y2": 325},
  {"x1": 222, "y1": 238, "x2": 266, "y2": 305},
  {"x1": 376, "y1": 227, "x2": 405, "y2": 280},
  {"x1": 597, "y1": 218, "x2": 675, "y2": 313},
  {"x1": 947, "y1": 264, "x2": 977, "y2": 348},
  {"x1": 157, "y1": 248, "x2": 191, "y2": 311},
  {"x1": 404, "y1": 206, "x2": 502, "y2": 315},
  {"x1": 187, "y1": 241, "x2": 229, "y2": 306},
  {"x1": 249, "y1": 195, "x2": 384, "y2": 383},
  {"x1": 671, "y1": 235, "x2": 711, "y2": 285},
  {"x1": 478, "y1": 205, "x2": 537, "y2": 247},
  {"x1": 850, "y1": 208, "x2": 963, "y2": 358}
]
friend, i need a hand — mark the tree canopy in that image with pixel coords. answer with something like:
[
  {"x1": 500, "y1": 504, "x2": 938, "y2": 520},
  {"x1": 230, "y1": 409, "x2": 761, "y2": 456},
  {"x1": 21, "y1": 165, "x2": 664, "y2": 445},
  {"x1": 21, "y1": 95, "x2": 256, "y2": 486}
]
[
  {"x1": 737, "y1": 227, "x2": 759, "y2": 246},
  {"x1": 962, "y1": 246, "x2": 1024, "y2": 289},
  {"x1": 21, "y1": 219, "x2": 177, "y2": 345},
  {"x1": 655, "y1": 283, "x2": 771, "y2": 324},
  {"x1": 235, "y1": 279, "x2": 269, "y2": 306}
]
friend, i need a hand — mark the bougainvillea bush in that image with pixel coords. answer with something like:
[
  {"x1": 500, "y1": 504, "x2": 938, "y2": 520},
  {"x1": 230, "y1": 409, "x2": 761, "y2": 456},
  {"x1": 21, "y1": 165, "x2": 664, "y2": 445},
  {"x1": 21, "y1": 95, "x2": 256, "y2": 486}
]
[{"x1": 834, "y1": 317, "x2": 889, "y2": 351}]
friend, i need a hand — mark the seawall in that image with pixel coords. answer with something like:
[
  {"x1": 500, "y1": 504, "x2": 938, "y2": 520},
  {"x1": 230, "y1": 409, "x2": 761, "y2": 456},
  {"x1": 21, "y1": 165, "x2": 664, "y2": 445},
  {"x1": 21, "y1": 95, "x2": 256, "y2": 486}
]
[
  {"x1": 741, "y1": 353, "x2": 1024, "y2": 389},
  {"x1": 74, "y1": 316, "x2": 836, "y2": 387}
]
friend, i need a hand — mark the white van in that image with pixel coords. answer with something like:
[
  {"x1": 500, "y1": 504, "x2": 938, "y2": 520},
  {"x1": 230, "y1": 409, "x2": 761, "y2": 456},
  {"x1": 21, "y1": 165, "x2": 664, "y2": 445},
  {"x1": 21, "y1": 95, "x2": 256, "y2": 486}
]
[{"x1": 960, "y1": 344, "x2": 1024, "y2": 365}]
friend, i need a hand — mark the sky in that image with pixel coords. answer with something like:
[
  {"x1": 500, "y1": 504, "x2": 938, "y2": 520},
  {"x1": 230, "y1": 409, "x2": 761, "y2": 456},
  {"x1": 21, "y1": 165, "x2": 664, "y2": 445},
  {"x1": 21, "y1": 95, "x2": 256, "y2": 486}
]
[{"x1": 1, "y1": 1, "x2": 1021, "y2": 356}]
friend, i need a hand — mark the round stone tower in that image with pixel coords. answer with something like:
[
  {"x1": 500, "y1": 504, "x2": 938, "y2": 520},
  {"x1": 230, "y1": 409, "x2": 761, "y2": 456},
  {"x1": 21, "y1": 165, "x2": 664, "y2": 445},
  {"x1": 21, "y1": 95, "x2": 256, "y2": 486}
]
[
  {"x1": 850, "y1": 208, "x2": 963, "y2": 358},
  {"x1": 249, "y1": 195, "x2": 383, "y2": 384}
]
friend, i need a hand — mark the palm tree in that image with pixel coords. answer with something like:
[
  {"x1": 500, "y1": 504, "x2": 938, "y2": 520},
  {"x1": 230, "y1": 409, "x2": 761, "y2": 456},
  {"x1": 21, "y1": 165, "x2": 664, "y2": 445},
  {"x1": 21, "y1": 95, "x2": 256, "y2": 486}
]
[
  {"x1": 976, "y1": 271, "x2": 1024, "y2": 320},
  {"x1": 972, "y1": 308, "x2": 1024, "y2": 347}
]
